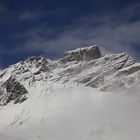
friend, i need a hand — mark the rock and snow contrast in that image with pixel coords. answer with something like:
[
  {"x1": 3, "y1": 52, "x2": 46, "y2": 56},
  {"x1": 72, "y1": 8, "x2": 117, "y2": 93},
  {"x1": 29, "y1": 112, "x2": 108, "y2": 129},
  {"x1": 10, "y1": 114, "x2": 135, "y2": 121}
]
[{"x1": 0, "y1": 45, "x2": 140, "y2": 140}]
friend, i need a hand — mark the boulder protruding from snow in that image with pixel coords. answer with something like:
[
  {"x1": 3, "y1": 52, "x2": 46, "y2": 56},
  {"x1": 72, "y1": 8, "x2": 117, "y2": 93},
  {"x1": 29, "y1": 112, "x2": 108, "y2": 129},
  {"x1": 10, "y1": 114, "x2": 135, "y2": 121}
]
[{"x1": 61, "y1": 45, "x2": 102, "y2": 63}]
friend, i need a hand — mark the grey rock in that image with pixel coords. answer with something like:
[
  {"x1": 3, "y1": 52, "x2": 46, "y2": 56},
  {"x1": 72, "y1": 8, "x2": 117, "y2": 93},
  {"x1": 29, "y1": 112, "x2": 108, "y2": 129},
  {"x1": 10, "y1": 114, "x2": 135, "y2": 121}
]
[
  {"x1": 61, "y1": 45, "x2": 101, "y2": 63},
  {"x1": 0, "y1": 77, "x2": 28, "y2": 105}
]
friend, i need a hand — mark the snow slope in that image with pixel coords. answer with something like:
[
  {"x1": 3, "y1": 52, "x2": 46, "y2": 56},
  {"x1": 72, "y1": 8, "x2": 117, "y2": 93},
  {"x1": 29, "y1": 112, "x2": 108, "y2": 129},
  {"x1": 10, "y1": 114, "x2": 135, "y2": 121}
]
[{"x1": 0, "y1": 82, "x2": 140, "y2": 140}]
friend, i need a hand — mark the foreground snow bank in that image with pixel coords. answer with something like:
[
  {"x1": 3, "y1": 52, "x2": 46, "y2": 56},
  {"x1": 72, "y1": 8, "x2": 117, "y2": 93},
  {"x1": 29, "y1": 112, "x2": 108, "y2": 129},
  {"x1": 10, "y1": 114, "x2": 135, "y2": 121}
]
[{"x1": 0, "y1": 82, "x2": 140, "y2": 140}]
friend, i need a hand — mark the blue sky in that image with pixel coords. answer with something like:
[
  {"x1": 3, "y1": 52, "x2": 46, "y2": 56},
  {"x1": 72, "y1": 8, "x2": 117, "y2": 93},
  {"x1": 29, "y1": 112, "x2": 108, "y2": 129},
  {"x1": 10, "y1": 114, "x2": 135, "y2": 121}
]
[{"x1": 0, "y1": 0, "x2": 140, "y2": 68}]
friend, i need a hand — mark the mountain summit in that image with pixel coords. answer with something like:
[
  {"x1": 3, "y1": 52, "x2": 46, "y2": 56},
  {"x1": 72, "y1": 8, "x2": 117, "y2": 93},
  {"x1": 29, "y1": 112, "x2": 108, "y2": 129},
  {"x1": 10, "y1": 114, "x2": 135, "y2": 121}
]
[
  {"x1": 61, "y1": 45, "x2": 101, "y2": 62},
  {"x1": 0, "y1": 45, "x2": 140, "y2": 105}
]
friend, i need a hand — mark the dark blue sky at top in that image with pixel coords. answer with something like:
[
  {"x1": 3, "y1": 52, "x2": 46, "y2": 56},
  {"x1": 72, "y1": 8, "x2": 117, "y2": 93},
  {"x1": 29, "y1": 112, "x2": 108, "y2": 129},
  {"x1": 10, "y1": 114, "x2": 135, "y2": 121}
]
[{"x1": 0, "y1": 0, "x2": 140, "y2": 68}]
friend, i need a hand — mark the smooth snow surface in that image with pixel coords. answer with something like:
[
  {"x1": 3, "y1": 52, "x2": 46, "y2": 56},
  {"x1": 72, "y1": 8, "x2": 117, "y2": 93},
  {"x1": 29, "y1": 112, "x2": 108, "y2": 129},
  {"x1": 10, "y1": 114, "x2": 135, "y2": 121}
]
[{"x1": 0, "y1": 81, "x2": 140, "y2": 140}]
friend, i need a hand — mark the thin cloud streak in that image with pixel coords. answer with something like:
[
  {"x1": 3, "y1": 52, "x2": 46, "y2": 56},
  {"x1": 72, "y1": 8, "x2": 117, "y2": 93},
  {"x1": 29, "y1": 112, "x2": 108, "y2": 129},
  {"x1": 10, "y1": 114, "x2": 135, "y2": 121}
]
[
  {"x1": 6, "y1": 3, "x2": 140, "y2": 60},
  {"x1": 19, "y1": 16, "x2": 140, "y2": 60}
]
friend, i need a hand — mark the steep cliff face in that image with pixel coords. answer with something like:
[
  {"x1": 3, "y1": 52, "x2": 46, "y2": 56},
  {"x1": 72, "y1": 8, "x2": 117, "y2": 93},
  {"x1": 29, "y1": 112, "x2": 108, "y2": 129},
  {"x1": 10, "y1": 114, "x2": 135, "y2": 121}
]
[
  {"x1": 0, "y1": 45, "x2": 140, "y2": 105},
  {"x1": 60, "y1": 45, "x2": 101, "y2": 63}
]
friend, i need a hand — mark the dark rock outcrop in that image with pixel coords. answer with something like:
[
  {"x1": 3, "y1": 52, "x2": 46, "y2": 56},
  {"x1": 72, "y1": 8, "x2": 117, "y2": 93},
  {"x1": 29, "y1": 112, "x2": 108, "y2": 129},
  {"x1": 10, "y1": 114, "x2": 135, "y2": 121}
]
[{"x1": 0, "y1": 77, "x2": 28, "y2": 105}]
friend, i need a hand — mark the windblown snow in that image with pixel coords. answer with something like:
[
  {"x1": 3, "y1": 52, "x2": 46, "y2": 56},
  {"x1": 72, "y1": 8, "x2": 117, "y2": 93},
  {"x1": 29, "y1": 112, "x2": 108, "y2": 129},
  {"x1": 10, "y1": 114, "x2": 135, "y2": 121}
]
[{"x1": 0, "y1": 46, "x2": 140, "y2": 140}]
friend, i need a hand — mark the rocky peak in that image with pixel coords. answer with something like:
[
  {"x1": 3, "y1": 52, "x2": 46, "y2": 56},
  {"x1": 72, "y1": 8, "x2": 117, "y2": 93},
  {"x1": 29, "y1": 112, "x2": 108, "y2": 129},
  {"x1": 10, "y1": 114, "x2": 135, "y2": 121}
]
[
  {"x1": 25, "y1": 56, "x2": 49, "y2": 72},
  {"x1": 60, "y1": 45, "x2": 101, "y2": 63}
]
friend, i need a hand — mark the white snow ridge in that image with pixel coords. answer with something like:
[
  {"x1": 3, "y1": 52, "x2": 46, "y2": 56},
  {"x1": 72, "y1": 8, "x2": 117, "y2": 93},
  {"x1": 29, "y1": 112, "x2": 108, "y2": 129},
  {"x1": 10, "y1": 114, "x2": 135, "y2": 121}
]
[{"x1": 0, "y1": 45, "x2": 140, "y2": 140}]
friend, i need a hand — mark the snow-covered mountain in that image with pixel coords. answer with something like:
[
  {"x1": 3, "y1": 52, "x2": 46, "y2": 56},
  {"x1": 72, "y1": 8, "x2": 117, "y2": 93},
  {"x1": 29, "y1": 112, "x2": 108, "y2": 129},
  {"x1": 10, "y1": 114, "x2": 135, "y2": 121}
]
[{"x1": 0, "y1": 45, "x2": 140, "y2": 140}]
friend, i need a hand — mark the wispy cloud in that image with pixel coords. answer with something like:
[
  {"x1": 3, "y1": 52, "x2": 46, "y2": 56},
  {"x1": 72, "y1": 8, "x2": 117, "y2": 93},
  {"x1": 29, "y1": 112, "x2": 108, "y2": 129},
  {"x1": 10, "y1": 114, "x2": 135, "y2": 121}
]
[
  {"x1": 18, "y1": 9, "x2": 44, "y2": 21},
  {"x1": 0, "y1": 4, "x2": 5, "y2": 13},
  {"x1": 18, "y1": 11, "x2": 38, "y2": 21},
  {"x1": 10, "y1": 3, "x2": 140, "y2": 60}
]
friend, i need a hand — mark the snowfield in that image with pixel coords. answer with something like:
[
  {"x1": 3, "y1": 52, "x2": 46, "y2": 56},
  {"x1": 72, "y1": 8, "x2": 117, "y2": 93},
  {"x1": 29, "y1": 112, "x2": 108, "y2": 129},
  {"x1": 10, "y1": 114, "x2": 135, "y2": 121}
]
[{"x1": 0, "y1": 81, "x2": 140, "y2": 140}]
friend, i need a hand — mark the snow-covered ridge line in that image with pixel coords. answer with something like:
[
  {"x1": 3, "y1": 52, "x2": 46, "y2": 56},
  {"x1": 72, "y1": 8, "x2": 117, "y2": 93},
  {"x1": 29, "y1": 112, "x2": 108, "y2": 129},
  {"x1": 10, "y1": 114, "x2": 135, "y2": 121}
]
[{"x1": 0, "y1": 45, "x2": 140, "y2": 105}]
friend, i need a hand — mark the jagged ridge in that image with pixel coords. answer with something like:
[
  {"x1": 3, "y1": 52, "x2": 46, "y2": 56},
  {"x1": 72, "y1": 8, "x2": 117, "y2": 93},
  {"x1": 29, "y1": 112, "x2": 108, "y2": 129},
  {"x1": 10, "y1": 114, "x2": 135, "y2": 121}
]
[{"x1": 0, "y1": 45, "x2": 140, "y2": 105}]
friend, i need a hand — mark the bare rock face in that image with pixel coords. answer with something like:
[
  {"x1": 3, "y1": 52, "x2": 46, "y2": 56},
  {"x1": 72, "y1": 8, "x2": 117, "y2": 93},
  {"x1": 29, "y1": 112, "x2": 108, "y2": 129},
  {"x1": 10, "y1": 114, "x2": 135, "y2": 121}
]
[
  {"x1": 0, "y1": 77, "x2": 28, "y2": 105},
  {"x1": 61, "y1": 45, "x2": 101, "y2": 63}
]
